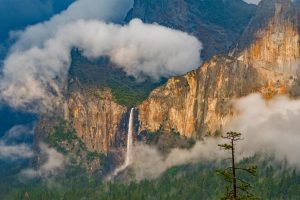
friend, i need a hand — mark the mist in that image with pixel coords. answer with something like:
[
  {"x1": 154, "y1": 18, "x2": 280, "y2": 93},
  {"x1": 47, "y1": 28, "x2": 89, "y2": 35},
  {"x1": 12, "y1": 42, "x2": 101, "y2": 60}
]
[
  {"x1": 228, "y1": 94, "x2": 300, "y2": 167},
  {"x1": 129, "y1": 94, "x2": 300, "y2": 180},
  {"x1": 21, "y1": 143, "x2": 65, "y2": 178},
  {"x1": 131, "y1": 139, "x2": 225, "y2": 181},
  {"x1": 0, "y1": 19, "x2": 201, "y2": 110},
  {"x1": 0, "y1": 142, "x2": 33, "y2": 159},
  {"x1": 0, "y1": 125, "x2": 34, "y2": 159},
  {"x1": 0, "y1": 125, "x2": 65, "y2": 177},
  {"x1": 0, "y1": 0, "x2": 201, "y2": 111}
]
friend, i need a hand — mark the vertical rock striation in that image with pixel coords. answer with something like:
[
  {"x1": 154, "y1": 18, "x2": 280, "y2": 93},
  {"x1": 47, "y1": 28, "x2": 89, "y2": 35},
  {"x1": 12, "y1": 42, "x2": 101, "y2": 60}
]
[
  {"x1": 38, "y1": 0, "x2": 300, "y2": 155},
  {"x1": 67, "y1": 88, "x2": 127, "y2": 154},
  {"x1": 138, "y1": 0, "x2": 300, "y2": 137}
]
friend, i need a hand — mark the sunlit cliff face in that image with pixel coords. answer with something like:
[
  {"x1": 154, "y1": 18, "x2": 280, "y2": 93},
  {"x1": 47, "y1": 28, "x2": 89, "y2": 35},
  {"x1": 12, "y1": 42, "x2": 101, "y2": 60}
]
[
  {"x1": 36, "y1": 0, "x2": 300, "y2": 155},
  {"x1": 137, "y1": 0, "x2": 300, "y2": 138},
  {"x1": 239, "y1": 2, "x2": 300, "y2": 76},
  {"x1": 68, "y1": 89, "x2": 127, "y2": 153}
]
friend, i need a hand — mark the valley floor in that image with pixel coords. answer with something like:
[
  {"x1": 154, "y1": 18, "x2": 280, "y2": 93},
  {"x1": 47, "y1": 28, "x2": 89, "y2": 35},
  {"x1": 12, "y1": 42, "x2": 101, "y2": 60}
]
[{"x1": 3, "y1": 156, "x2": 300, "y2": 200}]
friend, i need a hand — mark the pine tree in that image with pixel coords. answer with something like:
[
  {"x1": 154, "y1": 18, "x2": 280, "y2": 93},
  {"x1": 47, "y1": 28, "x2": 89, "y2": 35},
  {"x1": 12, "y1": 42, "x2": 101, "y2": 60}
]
[{"x1": 217, "y1": 131, "x2": 259, "y2": 200}]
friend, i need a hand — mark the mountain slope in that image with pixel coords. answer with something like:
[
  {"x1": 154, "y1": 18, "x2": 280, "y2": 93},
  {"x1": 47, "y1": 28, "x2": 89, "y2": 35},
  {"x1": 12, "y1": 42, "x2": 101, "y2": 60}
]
[
  {"x1": 125, "y1": 0, "x2": 256, "y2": 60},
  {"x1": 39, "y1": 0, "x2": 300, "y2": 154},
  {"x1": 138, "y1": 0, "x2": 300, "y2": 137},
  {"x1": 63, "y1": 0, "x2": 257, "y2": 152}
]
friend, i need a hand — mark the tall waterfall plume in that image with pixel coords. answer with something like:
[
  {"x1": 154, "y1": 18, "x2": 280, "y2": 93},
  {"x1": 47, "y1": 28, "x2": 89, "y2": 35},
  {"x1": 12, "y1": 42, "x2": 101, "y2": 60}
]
[
  {"x1": 125, "y1": 108, "x2": 134, "y2": 166},
  {"x1": 108, "y1": 108, "x2": 135, "y2": 179}
]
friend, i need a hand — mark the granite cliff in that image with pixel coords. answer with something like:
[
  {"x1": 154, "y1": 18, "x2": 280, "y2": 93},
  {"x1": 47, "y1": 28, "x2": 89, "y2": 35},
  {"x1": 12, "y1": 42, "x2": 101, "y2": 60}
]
[
  {"x1": 138, "y1": 0, "x2": 300, "y2": 137},
  {"x1": 37, "y1": 0, "x2": 300, "y2": 156},
  {"x1": 60, "y1": 0, "x2": 256, "y2": 153},
  {"x1": 67, "y1": 88, "x2": 127, "y2": 154}
]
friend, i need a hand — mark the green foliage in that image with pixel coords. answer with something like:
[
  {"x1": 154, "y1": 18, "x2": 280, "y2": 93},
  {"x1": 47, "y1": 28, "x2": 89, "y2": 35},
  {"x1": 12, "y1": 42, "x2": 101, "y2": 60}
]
[
  {"x1": 45, "y1": 118, "x2": 83, "y2": 154},
  {"x1": 4, "y1": 156, "x2": 300, "y2": 200},
  {"x1": 2, "y1": 127, "x2": 299, "y2": 200},
  {"x1": 86, "y1": 151, "x2": 101, "y2": 162},
  {"x1": 69, "y1": 51, "x2": 167, "y2": 107},
  {"x1": 44, "y1": 117, "x2": 110, "y2": 176},
  {"x1": 86, "y1": 151, "x2": 109, "y2": 167}
]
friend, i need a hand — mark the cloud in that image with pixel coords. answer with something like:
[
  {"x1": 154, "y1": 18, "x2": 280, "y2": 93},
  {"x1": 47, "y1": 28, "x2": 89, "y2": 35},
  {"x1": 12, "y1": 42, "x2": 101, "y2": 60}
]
[
  {"x1": 130, "y1": 139, "x2": 225, "y2": 181},
  {"x1": 10, "y1": 0, "x2": 134, "y2": 50},
  {"x1": 3, "y1": 124, "x2": 33, "y2": 140},
  {"x1": 0, "y1": 125, "x2": 34, "y2": 159},
  {"x1": 227, "y1": 94, "x2": 300, "y2": 168},
  {"x1": 0, "y1": 19, "x2": 202, "y2": 110},
  {"x1": 243, "y1": 0, "x2": 261, "y2": 4},
  {"x1": 0, "y1": 0, "x2": 133, "y2": 110},
  {"x1": 127, "y1": 94, "x2": 300, "y2": 180},
  {"x1": 21, "y1": 143, "x2": 65, "y2": 178},
  {"x1": 0, "y1": 125, "x2": 64, "y2": 176},
  {"x1": 0, "y1": 142, "x2": 33, "y2": 159}
]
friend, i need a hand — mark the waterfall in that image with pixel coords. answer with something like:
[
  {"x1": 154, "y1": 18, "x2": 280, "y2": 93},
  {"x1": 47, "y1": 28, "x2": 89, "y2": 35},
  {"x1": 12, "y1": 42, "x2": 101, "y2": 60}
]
[
  {"x1": 109, "y1": 108, "x2": 134, "y2": 179},
  {"x1": 125, "y1": 108, "x2": 134, "y2": 166}
]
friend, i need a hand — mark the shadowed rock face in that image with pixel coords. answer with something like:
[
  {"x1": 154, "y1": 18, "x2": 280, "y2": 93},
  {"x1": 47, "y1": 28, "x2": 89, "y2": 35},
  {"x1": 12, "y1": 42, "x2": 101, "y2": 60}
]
[
  {"x1": 138, "y1": 0, "x2": 300, "y2": 138},
  {"x1": 125, "y1": 0, "x2": 256, "y2": 60}
]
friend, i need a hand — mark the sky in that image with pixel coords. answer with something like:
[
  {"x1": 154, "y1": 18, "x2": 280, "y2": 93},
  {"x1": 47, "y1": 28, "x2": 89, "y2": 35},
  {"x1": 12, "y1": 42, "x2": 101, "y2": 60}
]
[{"x1": 0, "y1": 0, "x2": 75, "y2": 42}]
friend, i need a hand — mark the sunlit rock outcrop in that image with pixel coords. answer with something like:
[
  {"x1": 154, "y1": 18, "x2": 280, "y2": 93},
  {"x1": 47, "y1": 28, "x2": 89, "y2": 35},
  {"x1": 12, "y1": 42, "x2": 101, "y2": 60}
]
[
  {"x1": 67, "y1": 88, "x2": 127, "y2": 153},
  {"x1": 47, "y1": 0, "x2": 300, "y2": 153},
  {"x1": 138, "y1": 0, "x2": 300, "y2": 137}
]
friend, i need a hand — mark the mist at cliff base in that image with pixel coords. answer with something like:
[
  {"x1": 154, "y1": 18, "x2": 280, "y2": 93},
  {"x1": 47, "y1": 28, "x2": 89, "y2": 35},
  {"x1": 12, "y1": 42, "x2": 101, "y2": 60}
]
[{"x1": 129, "y1": 93, "x2": 300, "y2": 180}]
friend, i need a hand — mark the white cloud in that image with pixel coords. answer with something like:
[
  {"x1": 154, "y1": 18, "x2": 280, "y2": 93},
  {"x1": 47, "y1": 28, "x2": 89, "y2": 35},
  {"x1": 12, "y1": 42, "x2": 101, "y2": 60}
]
[
  {"x1": 4, "y1": 124, "x2": 33, "y2": 139},
  {"x1": 130, "y1": 139, "x2": 225, "y2": 181},
  {"x1": 0, "y1": 0, "x2": 134, "y2": 111},
  {"x1": 243, "y1": 0, "x2": 261, "y2": 4},
  {"x1": 0, "y1": 126, "x2": 64, "y2": 177},
  {"x1": 1, "y1": 19, "x2": 202, "y2": 110},
  {"x1": 227, "y1": 94, "x2": 300, "y2": 168},
  {"x1": 0, "y1": 0, "x2": 201, "y2": 111},
  {"x1": 127, "y1": 94, "x2": 300, "y2": 180},
  {"x1": 10, "y1": 0, "x2": 134, "y2": 50},
  {"x1": 21, "y1": 143, "x2": 65, "y2": 178},
  {"x1": 0, "y1": 125, "x2": 34, "y2": 159},
  {"x1": 0, "y1": 142, "x2": 33, "y2": 159}
]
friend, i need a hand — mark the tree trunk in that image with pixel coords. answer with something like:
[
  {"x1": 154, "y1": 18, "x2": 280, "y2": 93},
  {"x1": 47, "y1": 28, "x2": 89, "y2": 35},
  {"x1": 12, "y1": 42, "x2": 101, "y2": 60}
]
[{"x1": 232, "y1": 139, "x2": 237, "y2": 200}]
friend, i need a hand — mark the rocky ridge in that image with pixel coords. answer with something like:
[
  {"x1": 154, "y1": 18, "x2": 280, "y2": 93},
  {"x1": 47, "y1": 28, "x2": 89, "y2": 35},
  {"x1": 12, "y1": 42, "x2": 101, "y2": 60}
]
[
  {"x1": 138, "y1": 0, "x2": 300, "y2": 137},
  {"x1": 67, "y1": 88, "x2": 128, "y2": 154},
  {"x1": 39, "y1": 0, "x2": 300, "y2": 155}
]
